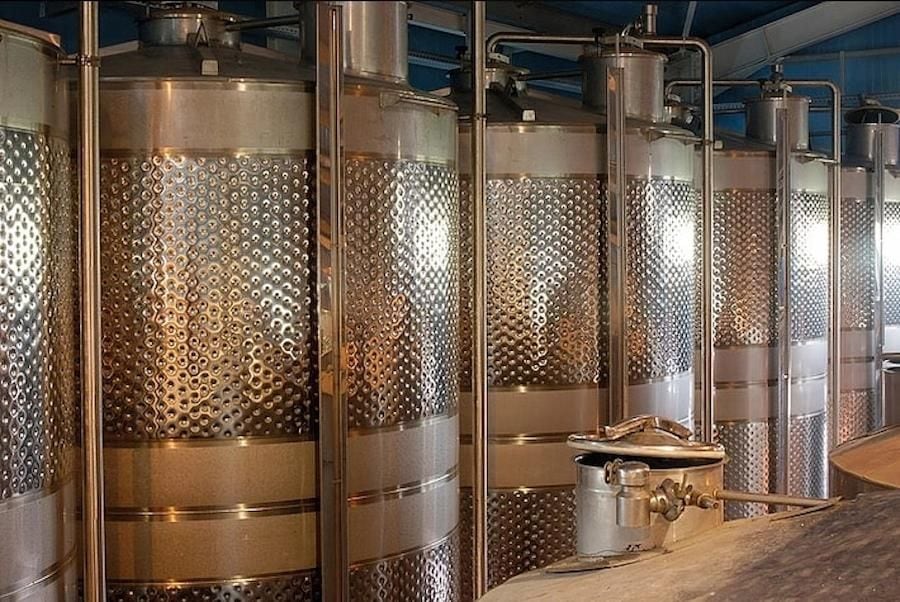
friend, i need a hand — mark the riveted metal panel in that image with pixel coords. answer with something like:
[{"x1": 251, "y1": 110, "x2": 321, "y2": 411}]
[
  {"x1": 718, "y1": 420, "x2": 773, "y2": 520},
  {"x1": 885, "y1": 201, "x2": 900, "y2": 329},
  {"x1": 712, "y1": 151, "x2": 829, "y2": 519},
  {"x1": 348, "y1": 530, "x2": 460, "y2": 602},
  {"x1": 0, "y1": 126, "x2": 78, "y2": 598},
  {"x1": 99, "y1": 89, "x2": 319, "y2": 592},
  {"x1": 838, "y1": 389, "x2": 877, "y2": 444},
  {"x1": 106, "y1": 571, "x2": 320, "y2": 602},
  {"x1": 100, "y1": 154, "x2": 317, "y2": 440},
  {"x1": 344, "y1": 158, "x2": 459, "y2": 430},
  {"x1": 714, "y1": 189, "x2": 777, "y2": 348},
  {"x1": 343, "y1": 85, "x2": 460, "y2": 600}
]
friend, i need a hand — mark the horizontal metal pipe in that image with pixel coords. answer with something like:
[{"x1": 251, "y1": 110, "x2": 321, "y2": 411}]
[
  {"x1": 486, "y1": 33, "x2": 595, "y2": 55},
  {"x1": 665, "y1": 78, "x2": 760, "y2": 96},
  {"x1": 226, "y1": 15, "x2": 300, "y2": 31},
  {"x1": 714, "y1": 489, "x2": 834, "y2": 508},
  {"x1": 519, "y1": 69, "x2": 583, "y2": 81}
]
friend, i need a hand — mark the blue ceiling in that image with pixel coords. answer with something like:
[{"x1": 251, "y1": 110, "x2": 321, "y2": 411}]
[{"x1": 544, "y1": 1, "x2": 817, "y2": 41}]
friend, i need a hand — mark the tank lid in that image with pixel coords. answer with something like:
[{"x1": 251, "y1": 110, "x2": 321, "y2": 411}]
[
  {"x1": 138, "y1": 4, "x2": 241, "y2": 49},
  {"x1": 568, "y1": 415, "x2": 725, "y2": 460},
  {"x1": 846, "y1": 100, "x2": 900, "y2": 125},
  {"x1": 0, "y1": 18, "x2": 62, "y2": 50},
  {"x1": 448, "y1": 51, "x2": 529, "y2": 93},
  {"x1": 581, "y1": 39, "x2": 666, "y2": 62}
]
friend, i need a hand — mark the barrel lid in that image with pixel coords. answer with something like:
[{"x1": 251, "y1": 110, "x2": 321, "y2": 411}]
[
  {"x1": 845, "y1": 102, "x2": 900, "y2": 125},
  {"x1": 0, "y1": 19, "x2": 62, "y2": 50},
  {"x1": 568, "y1": 415, "x2": 725, "y2": 460}
]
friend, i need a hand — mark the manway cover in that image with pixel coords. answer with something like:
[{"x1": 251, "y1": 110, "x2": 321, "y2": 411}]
[{"x1": 568, "y1": 415, "x2": 725, "y2": 460}]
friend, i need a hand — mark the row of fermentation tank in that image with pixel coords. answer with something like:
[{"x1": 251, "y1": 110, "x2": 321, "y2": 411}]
[{"x1": 1, "y1": 1, "x2": 899, "y2": 600}]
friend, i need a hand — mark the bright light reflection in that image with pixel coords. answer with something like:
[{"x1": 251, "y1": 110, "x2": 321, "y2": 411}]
[{"x1": 802, "y1": 222, "x2": 829, "y2": 267}]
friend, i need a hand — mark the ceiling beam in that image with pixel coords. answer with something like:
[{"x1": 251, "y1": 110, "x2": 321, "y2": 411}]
[{"x1": 711, "y1": 0, "x2": 900, "y2": 78}]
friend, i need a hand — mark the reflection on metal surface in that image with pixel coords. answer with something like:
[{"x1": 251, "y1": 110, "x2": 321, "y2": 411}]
[
  {"x1": 106, "y1": 569, "x2": 319, "y2": 602},
  {"x1": 839, "y1": 180, "x2": 878, "y2": 443},
  {"x1": 105, "y1": 497, "x2": 319, "y2": 521},
  {"x1": 713, "y1": 161, "x2": 829, "y2": 516},
  {"x1": 0, "y1": 15, "x2": 79, "y2": 600},
  {"x1": 344, "y1": 158, "x2": 459, "y2": 430},
  {"x1": 100, "y1": 154, "x2": 317, "y2": 440},
  {"x1": 348, "y1": 528, "x2": 460, "y2": 600}
]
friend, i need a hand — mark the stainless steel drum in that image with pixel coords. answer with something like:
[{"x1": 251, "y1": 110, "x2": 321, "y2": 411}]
[
  {"x1": 839, "y1": 111, "x2": 900, "y2": 443},
  {"x1": 713, "y1": 92, "x2": 829, "y2": 519},
  {"x1": 453, "y1": 47, "x2": 698, "y2": 591},
  {"x1": 569, "y1": 417, "x2": 725, "y2": 558},
  {"x1": 99, "y1": 8, "x2": 319, "y2": 598},
  {"x1": 100, "y1": 3, "x2": 460, "y2": 599},
  {"x1": 0, "y1": 20, "x2": 78, "y2": 600},
  {"x1": 336, "y1": 5, "x2": 461, "y2": 599},
  {"x1": 830, "y1": 425, "x2": 900, "y2": 496}
]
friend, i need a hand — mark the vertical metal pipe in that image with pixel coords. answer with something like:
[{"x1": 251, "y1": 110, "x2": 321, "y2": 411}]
[
  {"x1": 637, "y1": 37, "x2": 715, "y2": 440},
  {"x1": 874, "y1": 129, "x2": 885, "y2": 427},
  {"x1": 815, "y1": 81, "x2": 843, "y2": 455},
  {"x1": 698, "y1": 42, "x2": 715, "y2": 443},
  {"x1": 471, "y1": 1, "x2": 489, "y2": 597},
  {"x1": 316, "y1": 3, "x2": 348, "y2": 599},
  {"x1": 775, "y1": 107, "x2": 793, "y2": 495},
  {"x1": 78, "y1": 2, "x2": 106, "y2": 600},
  {"x1": 607, "y1": 63, "x2": 627, "y2": 423}
]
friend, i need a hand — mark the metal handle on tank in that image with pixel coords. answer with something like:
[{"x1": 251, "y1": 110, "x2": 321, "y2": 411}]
[{"x1": 602, "y1": 415, "x2": 694, "y2": 440}]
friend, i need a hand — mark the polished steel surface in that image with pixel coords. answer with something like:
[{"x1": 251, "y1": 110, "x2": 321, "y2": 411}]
[
  {"x1": 846, "y1": 123, "x2": 900, "y2": 166},
  {"x1": 99, "y1": 152, "x2": 317, "y2": 439},
  {"x1": 607, "y1": 65, "x2": 627, "y2": 422},
  {"x1": 745, "y1": 96, "x2": 811, "y2": 150},
  {"x1": 839, "y1": 168, "x2": 878, "y2": 443},
  {"x1": 98, "y1": 16, "x2": 319, "y2": 597},
  {"x1": 349, "y1": 529, "x2": 460, "y2": 601},
  {"x1": 574, "y1": 453, "x2": 724, "y2": 558},
  {"x1": 341, "y1": 82, "x2": 459, "y2": 599},
  {"x1": 775, "y1": 109, "x2": 793, "y2": 496},
  {"x1": 713, "y1": 151, "x2": 829, "y2": 515},
  {"x1": 303, "y1": 1, "x2": 408, "y2": 83},
  {"x1": 581, "y1": 47, "x2": 666, "y2": 123},
  {"x1": 635, "y1": 36, "x2": 715, "y2": 443},
  {"x1": 887, "y1": 358, "x2": 900, "y2": 425},
  {"x1": 137, "y1": 6, "x2": 240, "y2": 48},
  {"x1": 886, "y1": 198, "x2": 900, "y2": 354},
  {"x1": 106, "y1": 571, "x2": 319, "y2": 602},
  {"x1": 457, "y1": 122, "x2": 696, "y2": 593},
  {"x1": 0, "y1": 17, "x2": 79, "y2": 601}
]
